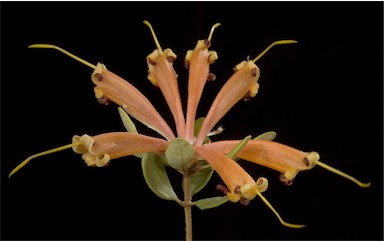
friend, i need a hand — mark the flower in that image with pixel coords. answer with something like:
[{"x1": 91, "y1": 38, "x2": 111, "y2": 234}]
[{"x1": 9, "y1": 21, "x2": 370, "y2": 230}]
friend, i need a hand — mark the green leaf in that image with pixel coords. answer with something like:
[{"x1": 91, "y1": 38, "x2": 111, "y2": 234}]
[
  {"x1": 254, "y1": 131, "x2": 277, "y2": 141},
  {"x1": 118, "y1": 107, "x2": 143, "y2": 158},
  {"x1": 187, "y1": 166, "x2": 214, "y2": 197},
  {"x1": 227, "y1": 135, "x2": 251, "y2": 160},
  {"x1": 118, "y1": 107, "x2": 138, "y2": 134},
  {"x1": 194, "y1": 196, "x2": 229, "y2": 210},
  {"x1": 165, "y1": 138, "x2": 195, "y2": 170},
  {"x1": 194, "y1": 117, "x2": 205, "y2": 136},
  {"x1": 141, "y1": 152, "x2": 180, "y2": 201},
  {"x1": 194, "y1": 117, "x2": 211, "y2": 144}
]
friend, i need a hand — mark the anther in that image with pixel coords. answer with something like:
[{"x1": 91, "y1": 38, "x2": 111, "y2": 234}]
[
  {"x1": 184, "y1": 60, "x2": 190, "y2": 69},
  {"x1": 243, "y1": 92, "x2": 251, "y2": 101},
  {"x1": 233, "y1": 61, "x2": 247, "y2": 73},
  {"x1": 167, "y1": 56, "x2": 176, "y2": 63},
  {"x1": 279, "y1": 173, "x2": 293, "y2": 186},
  {"x1": 234, "y1": 185, "x2": 241, "y2": 194},
  {"x1": 239, "y1": 197, "x2": 251, "y2": 206},
  {"x1": 207, "y1": 73, "x2": 216, "y2": 81},
  {"x1": 184, "y1": 50, "x2": 193, "y2": 69},
  {"x1": 216, "y1": 184, "x2": 230, "y2": 195},
  {"x1": 164, "y1": 48, "x2": 177, "y2": 63},
  {"x1": 147, "y1": 58, "x2": 157, "y2": 66},
  {"x1": 303, "y1": 157, "x2": 310, "y2": 167},
  {"x1": 97, "y1": 96, "x2": 110, "y2": 106},
  {"x1": 203, "y1": 39, "x2": 211, "y2": 48},
  {"x1": 251, "y1": 67, "x2": 258, "y2": 77},
  {"x1": 94, "y1": 73, "x2": 104, "y2": 81}
]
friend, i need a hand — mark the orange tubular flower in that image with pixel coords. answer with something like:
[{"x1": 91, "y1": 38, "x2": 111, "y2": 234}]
[
  {"x1": 92, "y1": 63, "x2": 175, "y2": 141},
  {"x1": 9, "y1": 21, "x2": 370, "y2": 238},
  {"x1": 195, "y1": 145, "x2": 268, "y2": 202},
  {"x1": 205, "y1": 139, "x2": 370, "y2": 188},
  {"x1": 72, "y1": 133, "x2": 169, "y2": 167},
  {"x1": 206, "y1": 139, "x2": 319, "y2": 185}
]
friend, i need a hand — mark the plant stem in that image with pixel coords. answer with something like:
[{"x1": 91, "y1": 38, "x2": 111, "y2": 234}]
[{"x1": 183, "y1": 174, "x2": 193, "y2": 241}]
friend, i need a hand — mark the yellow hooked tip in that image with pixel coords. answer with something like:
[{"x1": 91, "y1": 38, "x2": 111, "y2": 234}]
[
  {"x1": 316, "y1": 161, "x2": 371, "y2": 188},
  {"x1": 208, "y1": 23, "x2": 221, "y2": 42},
  {"x1": 143, "y1": 20, "x2": 163, "y2": 54},
  {"x1": 252, "y1": 40, "x2": 298, "y2": 63},
  {"x1": 256, "y1": 191, "x2": 306, "y2": 228},
  {"x1": 29, "y1": 44, "x2": 96, "y2": 69},
  {"x1": 8, "y1": 142, "x2": 82, "y2": 177}
]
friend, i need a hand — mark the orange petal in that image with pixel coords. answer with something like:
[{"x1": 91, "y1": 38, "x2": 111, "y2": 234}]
[
  {"x1": 185, "y1": 40, "x2": 214, "y2": 142},
  {"x1": 195, "y1": 61, "x2": 260, "y2": 147},
  {"x1": 147, "y1": 51, "x2": 186, "y2": 137},
  {"x1": 77, "y1": 132, "x2": 169, "y2": 166},
  {"x1": 205, "y1": 139, "x2": 310, "y2": 173},
  {"x1": 194, "y1": 145, "x2": 255, "y2": 194},
  {"x1": 91, "y1": 63, "x2": 175, "y2": 141}
]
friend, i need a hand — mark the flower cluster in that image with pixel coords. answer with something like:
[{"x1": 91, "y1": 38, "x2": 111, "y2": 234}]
[{"x1": 9, "y1": 21, "x2": 370, "y2": 234}]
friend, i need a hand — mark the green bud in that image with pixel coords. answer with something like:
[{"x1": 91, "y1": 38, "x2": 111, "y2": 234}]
[{"x1": 165, "y1": 138, "x2": 195, "y2": 171}]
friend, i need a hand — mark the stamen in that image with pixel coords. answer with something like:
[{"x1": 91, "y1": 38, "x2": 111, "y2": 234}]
[
  {"x1": 8, "y1": 142, "x2": 83, "y2": 177},
  {"x1": 279, "y1": 173, "x2": 293, "y2": 186},
  {"x1": 207, "y1": 126, "x2": 225, "y2": 137},
  {"x1": 143, "y1": 20, "x2": 163, "y2": 54},
  {"x1": 234, "y1": 185, "x2": 241, "y2": 194},
  {"x1": 208, "y1": 23, "x2": 221, "y2": 42},
  {"x1": 316, "y1": 161, "x2": 371, "y2": 188},
  {"x1": 256, "y1": 191, "x2": 306, "y2": 228},
  {"x1": 184, "y1": 50, "x2": 193, "y2": 69},
  {"x1": 216, "y1": 184, "x2": 230, "y2": 195},
  {"x1": 97, "y1": 96, "x2": 110, "y2": 105},
  {"x1": 207, "y1": 73, "x2": 216, "y2": 81},
  {"x1": 239, "y1": 197, "x2": 250, "y2": 206},
  {"x1": 28, "y1": 44, "x2": 96, "y2": 69},
  {"x1": 164, "y1": 48, "x2": 177, "y2": 63},
  {"x1": 252, "y1": 40, "x2": 298, "y2": 63},
  {"x1": 94, "y1": 87, "x2": 110, "y2": 105}
]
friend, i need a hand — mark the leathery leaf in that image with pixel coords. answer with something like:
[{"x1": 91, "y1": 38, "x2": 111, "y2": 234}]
[
  {"x1": 227, "y1": 135, "x2": 252, "y2": 160},
  {"x1": 185, "y1": 164, "x2": 214, "y2": 197},
  {"x1": 254, "y1": 131, "x2": 277, "y2": 141},
  {"x1": 194, "y1": 196, "x2": 229, "y2": 210},
  {"x1": 141, "y1": 152, "x2": 179, "y2": 201},
  {"x1": 118, "y1": 107, "x2": 138, "y2": 134},
  {"x1": 118, "y1": 107, "x2": 143, "y2": 158},
  {"x1": 194, "y1": 117, "x2": 205, "y2": 136},
  {"x1": 194, "y1": 117, "x2": 211, "y2": 144}
]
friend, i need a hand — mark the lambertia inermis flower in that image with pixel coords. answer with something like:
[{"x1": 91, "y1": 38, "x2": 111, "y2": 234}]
[{"x1": 9, "y1": 21, "x2": 370, "y2": 239}]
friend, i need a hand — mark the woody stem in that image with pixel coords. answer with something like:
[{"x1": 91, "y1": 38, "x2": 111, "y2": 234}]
[{"x1": 183, "y1": 173, "x2": 193, "y2": 241}]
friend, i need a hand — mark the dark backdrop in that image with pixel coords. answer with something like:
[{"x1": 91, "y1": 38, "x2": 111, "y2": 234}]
[{"x1": 1, "y1": 1, "x2": 383, "y2": 240}]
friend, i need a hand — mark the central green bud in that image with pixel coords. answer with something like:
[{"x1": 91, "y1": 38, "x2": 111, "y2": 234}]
[{"x1": 165, "y1": 138, "x2": 195, "y2": 171}]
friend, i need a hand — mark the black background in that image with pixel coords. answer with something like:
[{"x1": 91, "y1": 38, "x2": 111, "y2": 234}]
[{"x1": 1, "y1": 1, "x2": 383, "y2": 240}]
